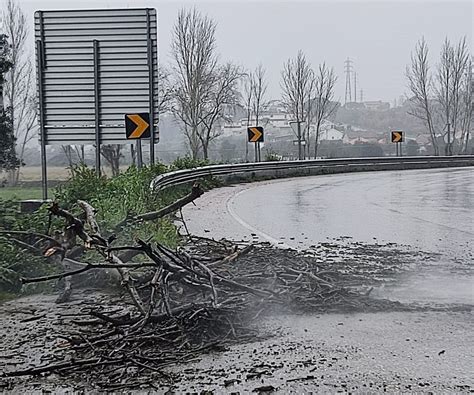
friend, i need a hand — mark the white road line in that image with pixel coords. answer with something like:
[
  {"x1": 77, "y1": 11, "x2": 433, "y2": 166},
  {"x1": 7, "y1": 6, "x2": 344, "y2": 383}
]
[{"x1": 226, "y1": 188, "x2": 295, "y2": 250}]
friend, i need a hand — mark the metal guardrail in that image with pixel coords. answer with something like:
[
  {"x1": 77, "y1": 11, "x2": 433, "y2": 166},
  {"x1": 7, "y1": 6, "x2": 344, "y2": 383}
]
[{"x1": 151, "y1": 156, "x2": 474, "y2": 191}]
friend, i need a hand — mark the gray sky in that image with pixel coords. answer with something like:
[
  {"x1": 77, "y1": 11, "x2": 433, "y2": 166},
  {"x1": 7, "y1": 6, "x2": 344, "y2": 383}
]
[{"x1": 21, "y1": 0, "x2": 473, "y2": 103}]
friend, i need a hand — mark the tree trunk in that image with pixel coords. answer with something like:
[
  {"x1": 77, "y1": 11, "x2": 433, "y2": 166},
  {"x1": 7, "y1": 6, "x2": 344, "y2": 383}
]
[
  {"x1": 314, "y1": 121, "x2": 321, "y2": 159},
  {"x1": 202, "y1": 141, "x2": 209, "y2": 160}
]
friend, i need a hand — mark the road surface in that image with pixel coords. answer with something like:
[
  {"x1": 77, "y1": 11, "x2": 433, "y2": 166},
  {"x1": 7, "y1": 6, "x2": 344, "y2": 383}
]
[
  {"x1": 183, "y1": 167, "x2": 473, "y2": 305},
  {"x1": 1, "y1": 168, "x2": 472, "y2": 393}
]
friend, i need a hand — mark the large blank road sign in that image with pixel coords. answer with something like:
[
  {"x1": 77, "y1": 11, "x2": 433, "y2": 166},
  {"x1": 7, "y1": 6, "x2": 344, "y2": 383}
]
[{"x1": 35, "y1": 8, "x2": 159, "y2": 145}]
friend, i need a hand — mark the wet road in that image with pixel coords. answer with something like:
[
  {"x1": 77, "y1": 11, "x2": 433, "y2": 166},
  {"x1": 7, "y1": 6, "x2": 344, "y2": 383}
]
[
  {"x1": 227, "y1": 167, "x2": 473, "y2": 254},
  {"x1": 184, "y1": 167, "x2": 474, "y2": 305},
  {"x1": 1, "y1": 168, "x2": 472, "y2": 392},
  {"x1": 181, "y1": 168, "x2": 474, "y2": 392}
]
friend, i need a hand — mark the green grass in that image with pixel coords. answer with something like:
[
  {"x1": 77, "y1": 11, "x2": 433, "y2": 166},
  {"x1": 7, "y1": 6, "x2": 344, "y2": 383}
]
[{"x1": 0, "y1": 187, "x2": 51, "y2": 200}]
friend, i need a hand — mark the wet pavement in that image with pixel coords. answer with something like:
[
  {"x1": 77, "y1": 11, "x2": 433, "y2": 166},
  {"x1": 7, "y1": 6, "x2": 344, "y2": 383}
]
[
  {"x1": 169, "y1": 311, "x2": 473, "y2": 393},
  {"x1": 1, "y1": 168, "x2": 473, "y2": 392},
  {"x1": 176, "y1": 168, "x2": 473, "y2": 392},
  {"x1": 186, "y1": 167, "x2": 473, "y2": 253},
  {"x1": 183, "y1": 168, "x2": 474, "y2": 306}
]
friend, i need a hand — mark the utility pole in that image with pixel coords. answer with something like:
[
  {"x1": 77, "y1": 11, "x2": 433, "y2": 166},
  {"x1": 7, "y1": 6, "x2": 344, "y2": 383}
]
[
  {"x1": 360, "y1": 89, "x2": 363, "y2": 102},
  {"x1": 344, "y1": 58, "x2": 353, "y2": 104}
]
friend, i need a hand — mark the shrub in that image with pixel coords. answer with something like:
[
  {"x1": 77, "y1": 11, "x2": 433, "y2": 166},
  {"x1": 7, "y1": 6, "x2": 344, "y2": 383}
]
[
  {"x1": 169, "y1": 156, "x2": 211, "y2": 171},
  {"x1": 0, "y1": 158, "x2": 222, "y2": 298}
]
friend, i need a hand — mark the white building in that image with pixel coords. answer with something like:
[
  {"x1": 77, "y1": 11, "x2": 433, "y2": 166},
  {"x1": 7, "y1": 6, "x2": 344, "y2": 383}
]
[{"x1": 319, "y1": 128, "x2": 345, "y2": 141}]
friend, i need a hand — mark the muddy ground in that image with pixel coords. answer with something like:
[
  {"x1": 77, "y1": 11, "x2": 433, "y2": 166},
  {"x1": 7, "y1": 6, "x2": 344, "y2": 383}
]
[{"x1": 0, "y1": 239, "x2": 472, "y2": 393}]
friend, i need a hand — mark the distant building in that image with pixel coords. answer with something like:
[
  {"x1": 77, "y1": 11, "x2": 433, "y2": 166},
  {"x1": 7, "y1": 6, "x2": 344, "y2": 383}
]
[
  {"x1": 319, "y1": 128, "x2": 344, "y2": 141},
  {"x1": 344, "y1": 102, "x2": 365, "y2": 110},
  {"x1": 362, "y1": 100, "x2": 390, "y2": 111}
]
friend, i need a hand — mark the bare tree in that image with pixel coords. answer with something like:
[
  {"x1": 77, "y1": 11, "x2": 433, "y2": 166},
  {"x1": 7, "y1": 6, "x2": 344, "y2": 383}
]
[
  {"x1": 61, "y1": 145, "x2": 85, "y2": 167},
  {"x1": 281, "y1": 50, "x2": 314, "y2": 159},
  {"x1": 241, "y1": 73, "x2": 254, "y2": 162},
  {"x1": 304, "y1": 75, "x2": 316, "y2": 158},
  {"x1": 198, "y1": 62, "x2": 242, "y2": 159},
  {"x1": 171, "y1": 8, "x2": 218, "y2": 159},
  {"x1": 312, "y1": 63, "x2": 338, "y2": 159},
  {"x1": 449, "y1": 38, "x2": 469, "y2": 154},
  {"x1": 406, "y1": 37, "x2": 439, "y2": 155},
  {"x1": 251, "y1": 64, "x2": 268, "y2": 126},
  {"x1": 436, "y1": 37, "x2": 469, "y2": 155},
  {"x1": 459, "y1": 58, "x2": 473, "y2": 154},
  {"x1": 2, "y1": 0, "x2": 37, "y2": 184},
  {"x1": 101, "y1": 145, "x2": 122, "y2": 176},
  {"x1": 157, "y1": 65, "x2": 174, "y2": 116},
  {"x1": 436, "y1": 38, "x2": 453, "y2": 155},
  {"x1": 431, "y1": 38, "x2": 470, "y2": 155},
  {"x1": 241, "y1": 65, "x2": 267, "y2": 162}
]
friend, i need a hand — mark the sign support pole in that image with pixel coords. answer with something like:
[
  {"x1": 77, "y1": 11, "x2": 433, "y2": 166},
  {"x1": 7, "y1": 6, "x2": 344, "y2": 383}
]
[
  {"x1": 254, "y1": 142, "x2": 258, "y2": 162},
  {"x1": 245, "y1": 137, "x2": 248, "y2": 162},
  {"x1": 146, "y1": 9, "x2": 155, "y2": 165},
  {"x1": 36, "y1": 39, "x2": 48, "y2": 200},
  {"x1": 93, "y1": 40, "x2": 101, "y2": 175},
  {"x1": 137, "y1": 140, "x2": 143, "y2": 168}
]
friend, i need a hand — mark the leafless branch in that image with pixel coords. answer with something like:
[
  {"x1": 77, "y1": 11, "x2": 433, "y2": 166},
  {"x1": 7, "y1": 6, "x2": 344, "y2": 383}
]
[{"x1": 406, "y1": 37, "x2": 439, "y2": 155}]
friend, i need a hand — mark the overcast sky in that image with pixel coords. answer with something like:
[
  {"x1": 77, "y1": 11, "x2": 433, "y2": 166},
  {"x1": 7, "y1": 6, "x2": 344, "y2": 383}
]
[{"x1": 20, "y1": 0, "x2": 473, "y2": 103}]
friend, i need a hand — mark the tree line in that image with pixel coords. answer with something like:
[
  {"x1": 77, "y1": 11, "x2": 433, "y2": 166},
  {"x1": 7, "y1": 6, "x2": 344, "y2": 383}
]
[{"x1": 406, "y1": 37, "x2": 472, "y2": 155}]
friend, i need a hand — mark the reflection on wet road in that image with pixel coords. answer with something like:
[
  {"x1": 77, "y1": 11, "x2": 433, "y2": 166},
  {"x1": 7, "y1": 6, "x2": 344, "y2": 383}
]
[{"x1": 228, "y1": 167, "x2": 473, "y2": 255}]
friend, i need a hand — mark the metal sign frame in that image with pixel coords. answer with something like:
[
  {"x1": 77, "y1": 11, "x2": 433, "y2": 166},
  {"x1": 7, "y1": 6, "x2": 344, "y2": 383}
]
[
  {"x1": 391, "y1": 131, "x2": 404, "y2": 157},
  {"x1": 35, "y1": 8, "x2": 159, "y2": 198}
]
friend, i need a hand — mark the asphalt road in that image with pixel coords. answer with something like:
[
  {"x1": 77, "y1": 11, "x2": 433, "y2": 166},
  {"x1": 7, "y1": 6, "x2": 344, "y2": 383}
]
[
  {"x1": 178, "y1": 168, "x2": 474, "y2": 392},
  {"x1": 231, "y1": 167, "x2": 472, "y2": 251},
  {"x1": 183, "y1": 167, "x2": 474, "y2": 305},
  {"x1": 1, "y1": 168, "x2": 472, "y2": 393}
]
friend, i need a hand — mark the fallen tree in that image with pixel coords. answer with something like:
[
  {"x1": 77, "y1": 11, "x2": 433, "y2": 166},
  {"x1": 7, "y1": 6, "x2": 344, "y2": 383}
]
[{"x1": 0, "y1": 185, "x2": 408, "y2": 389}]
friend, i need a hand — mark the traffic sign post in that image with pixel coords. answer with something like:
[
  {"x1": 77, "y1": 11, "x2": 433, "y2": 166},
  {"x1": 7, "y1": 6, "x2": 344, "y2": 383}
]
[
  {"x1": 126, "y1": 113, "x2": 151, "y2": 168},
  {"x1": 289, "y1": 121, "x2": 306, "y2": 160},
  {"x1": 391, "y1": 131, "x2": 404, "y2": 157},
  {"x1": 248, "y1": 127, "x2": 264, "y2": 162},
  {"x1": 35, "y1": 8, "x2": 159, "y2": 198}
]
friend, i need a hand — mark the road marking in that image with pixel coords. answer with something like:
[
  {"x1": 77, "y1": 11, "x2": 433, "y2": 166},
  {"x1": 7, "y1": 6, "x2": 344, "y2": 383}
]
[{"x1": 226, "y1": 188, "x2": 295, "y2": 250}]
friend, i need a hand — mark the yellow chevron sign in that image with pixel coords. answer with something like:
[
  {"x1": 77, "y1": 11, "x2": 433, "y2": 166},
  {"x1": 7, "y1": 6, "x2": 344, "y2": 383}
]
[
  {"x1": 391, "y1": 131, "x2": 403, "y2": 143},
  {"x1": 125, "y1": 113, "x2": 150, "y2": 139},
  {"x1": 248, "y1": 127, "x2": 264, "y2": 143}
]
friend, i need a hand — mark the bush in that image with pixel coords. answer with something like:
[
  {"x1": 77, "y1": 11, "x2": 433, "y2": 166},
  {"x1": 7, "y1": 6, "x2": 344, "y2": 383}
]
[
  {"x1": 169, "y1": 156, "x2": 211, "y2": 171},
  {"x1": 0, "y1": 199, "x2": 55, "y2": 296},
  {"x1": 264, "y1": 151, "x2": 282, "y2": 162},
  {"x1": 0, "y1": 158, "x2": 222, "y2": 299}
]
